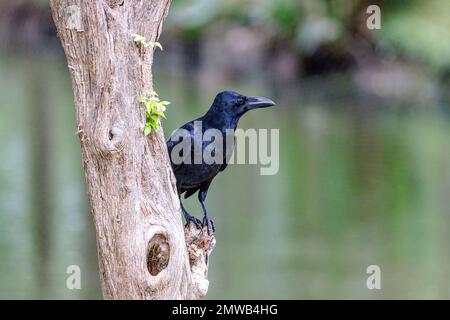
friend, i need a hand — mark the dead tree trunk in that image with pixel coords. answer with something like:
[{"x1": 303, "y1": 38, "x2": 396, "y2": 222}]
[{"x1": 49, "y1": 0, "x2": 214, "y2": 299}]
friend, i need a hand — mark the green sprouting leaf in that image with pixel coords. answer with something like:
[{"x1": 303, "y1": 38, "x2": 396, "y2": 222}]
[
  {"x1": 132, "y1": 34, "x2": 163, "y2": 51},
  {"x1": 144, "y1": 126, "x2": 152, "y2": 136},
  {"x1": 148, "y1": 41, "x2": 163, "y2": 51},
  {"x1": 140, "y1": 91, "x2": 171, "y2": 136},
  {"x1": 132, "y1": 34, "x2": 147, "y2": 48},
  {"x1": 153, "y1": 42, "x2": 163, "y2": 51}
]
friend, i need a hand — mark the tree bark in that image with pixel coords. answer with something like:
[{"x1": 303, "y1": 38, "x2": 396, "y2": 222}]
[{"x1": 49, "y1": 0, "x2": 214, "y2": 299}]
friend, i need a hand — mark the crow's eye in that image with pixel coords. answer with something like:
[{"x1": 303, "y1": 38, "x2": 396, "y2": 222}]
[{"x1": 236, "y1": 97, "x2": 245, "y2": 106}]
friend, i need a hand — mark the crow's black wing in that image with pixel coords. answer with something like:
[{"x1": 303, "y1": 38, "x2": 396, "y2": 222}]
[
  {"x1": 184, "y1": 186, "x2": 199, "y2": 199},
  {"x1": 166, "y1": 121, "x2": 195, "y2": 172},
  {"x1": 184, "y1": 178, "x2": 213, "y2": 199}
]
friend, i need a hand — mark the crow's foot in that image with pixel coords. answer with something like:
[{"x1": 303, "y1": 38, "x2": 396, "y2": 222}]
[
  {"x1": 185, "y1": 215, "x2": 202, "y2": 228},
  {"x1": 202, "y1": 216, "x2": 215, "y2": 235}
]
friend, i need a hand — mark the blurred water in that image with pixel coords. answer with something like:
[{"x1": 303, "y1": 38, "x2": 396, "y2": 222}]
[{"x1": 0, "y1": 54, "x2": 449, "y2": 299}]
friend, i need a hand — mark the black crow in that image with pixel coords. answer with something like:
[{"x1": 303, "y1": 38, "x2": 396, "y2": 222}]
[{"x1": 167, "y1": 91, "x2": 275, "y2": 233}]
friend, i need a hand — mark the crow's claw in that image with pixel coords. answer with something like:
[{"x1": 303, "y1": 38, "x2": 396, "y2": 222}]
[
  {"x1": 186, "y1": 215, "x2": 202, "y2": 228},
  {"x1": 202, "y1": 216, "x2": 215, "y2": 235}
]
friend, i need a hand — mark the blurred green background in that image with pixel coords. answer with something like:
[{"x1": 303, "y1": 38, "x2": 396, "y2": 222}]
[{"x1": 0, "y1": 0, "x2": 449, "y2": 299}]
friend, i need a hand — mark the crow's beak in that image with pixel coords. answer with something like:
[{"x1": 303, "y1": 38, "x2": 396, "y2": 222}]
[{"x1": 246, "y1": 96, "x2": 276, "y2": 109}]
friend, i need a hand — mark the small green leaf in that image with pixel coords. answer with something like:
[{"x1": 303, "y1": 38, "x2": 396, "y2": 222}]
[
  {"x1": 144, "y1": 126, "x2": 152, "y2": 136},
  {"x1": 149, "y1": 41, "x2": 163, "y2": 51},
  {"x1": 139, "y1": 90, "x2": 170, "y2": 136}
]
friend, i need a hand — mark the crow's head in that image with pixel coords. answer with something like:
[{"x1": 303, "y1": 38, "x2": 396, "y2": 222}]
[{"x1": 209, "y1": 91, "x2": 275, "y2": 119}]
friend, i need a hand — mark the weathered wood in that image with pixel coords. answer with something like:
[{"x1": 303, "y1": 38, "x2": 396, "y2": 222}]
[{"x1": 49, "y1": 0, "x2": 214, "y2": 299}]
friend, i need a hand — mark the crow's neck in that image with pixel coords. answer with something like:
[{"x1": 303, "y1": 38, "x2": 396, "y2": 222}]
[{"x1": 203, "y1": 111, "x2": 240, "y2": 132}]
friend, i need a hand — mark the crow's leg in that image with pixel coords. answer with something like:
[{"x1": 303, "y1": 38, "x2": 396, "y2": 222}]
[
  {"x1": 199, "y1": 181, "x2": 214, "y2": 234},
  {"x1": 177, "y1": 182, "x2": 201, "y2": 227},
  {"x1": 180, "y1": 199, "x2": 202, "y2": 227}
]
